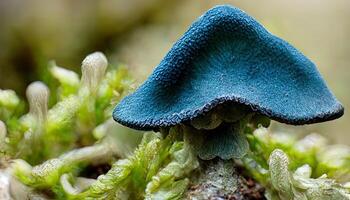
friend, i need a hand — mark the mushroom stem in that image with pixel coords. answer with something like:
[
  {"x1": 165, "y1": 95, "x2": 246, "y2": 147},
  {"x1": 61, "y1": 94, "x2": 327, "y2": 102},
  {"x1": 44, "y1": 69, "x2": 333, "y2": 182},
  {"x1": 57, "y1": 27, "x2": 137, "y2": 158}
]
[
  {"x1": 180, "y1": 112, "x2": 269, "y2": 198},
  {"x1": 185, "y1": 121, "x2": 250, "y2": 160}
]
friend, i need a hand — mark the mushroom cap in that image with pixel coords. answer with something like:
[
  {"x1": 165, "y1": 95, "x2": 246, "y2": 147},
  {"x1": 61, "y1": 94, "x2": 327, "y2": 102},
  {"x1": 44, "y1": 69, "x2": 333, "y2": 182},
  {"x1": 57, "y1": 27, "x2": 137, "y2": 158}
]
[{"x1": 113, "y1": 5, "x2": 344, "y2": 131}]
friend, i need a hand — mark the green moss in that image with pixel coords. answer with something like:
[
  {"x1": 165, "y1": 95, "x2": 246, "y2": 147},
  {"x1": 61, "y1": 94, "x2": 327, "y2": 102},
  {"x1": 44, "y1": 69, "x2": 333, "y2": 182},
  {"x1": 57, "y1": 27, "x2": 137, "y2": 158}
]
[{"x1": 1, "y1": 53, "x2": 349, "y2": 199}]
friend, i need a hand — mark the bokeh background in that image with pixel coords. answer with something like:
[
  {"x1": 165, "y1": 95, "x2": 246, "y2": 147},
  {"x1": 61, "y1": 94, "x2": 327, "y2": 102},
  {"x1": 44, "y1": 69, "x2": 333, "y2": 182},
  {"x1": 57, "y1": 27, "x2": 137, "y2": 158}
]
[{"x1": 0, "y1": 0, "x2": 349, "y2": 144}]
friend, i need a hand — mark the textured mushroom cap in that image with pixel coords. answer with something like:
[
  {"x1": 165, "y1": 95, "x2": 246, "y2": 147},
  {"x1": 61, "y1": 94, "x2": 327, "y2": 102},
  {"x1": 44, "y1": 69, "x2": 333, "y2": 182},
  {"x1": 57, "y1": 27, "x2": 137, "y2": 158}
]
[{"x1": 113, "y1": 5, "x2": 344, "y2": 131}]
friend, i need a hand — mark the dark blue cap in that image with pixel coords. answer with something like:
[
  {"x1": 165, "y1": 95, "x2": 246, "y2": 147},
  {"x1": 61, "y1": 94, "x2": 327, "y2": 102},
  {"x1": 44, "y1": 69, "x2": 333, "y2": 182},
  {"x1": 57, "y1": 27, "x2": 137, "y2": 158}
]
[{"x1": 113, "y1": 5, "x2": 344, "y2": 131}]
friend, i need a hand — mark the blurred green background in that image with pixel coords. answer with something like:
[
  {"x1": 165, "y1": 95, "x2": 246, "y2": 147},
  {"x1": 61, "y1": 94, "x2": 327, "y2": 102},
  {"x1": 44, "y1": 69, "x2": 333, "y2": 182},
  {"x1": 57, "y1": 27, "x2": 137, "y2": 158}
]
[{"x1": 0, "y1": 0, "x2": 348, "y2": 144}]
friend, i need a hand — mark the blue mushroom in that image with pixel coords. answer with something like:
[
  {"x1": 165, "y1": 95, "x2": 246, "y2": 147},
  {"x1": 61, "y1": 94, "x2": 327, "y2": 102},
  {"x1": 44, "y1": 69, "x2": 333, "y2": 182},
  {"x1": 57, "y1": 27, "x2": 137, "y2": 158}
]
[{"x1": 113, "y1": 5, "x2": 343, "y2": 132}]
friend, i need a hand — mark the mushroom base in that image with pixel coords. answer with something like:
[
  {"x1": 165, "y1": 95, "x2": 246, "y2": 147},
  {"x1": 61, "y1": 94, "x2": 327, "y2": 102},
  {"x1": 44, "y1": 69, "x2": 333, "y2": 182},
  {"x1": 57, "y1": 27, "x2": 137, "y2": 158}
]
[
  {"x1": 163, "y1": 113, "x2": 270, "y2": 199},
  {"x1": 186, "y1": 158, "x2": 265, "y2": 199}
]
